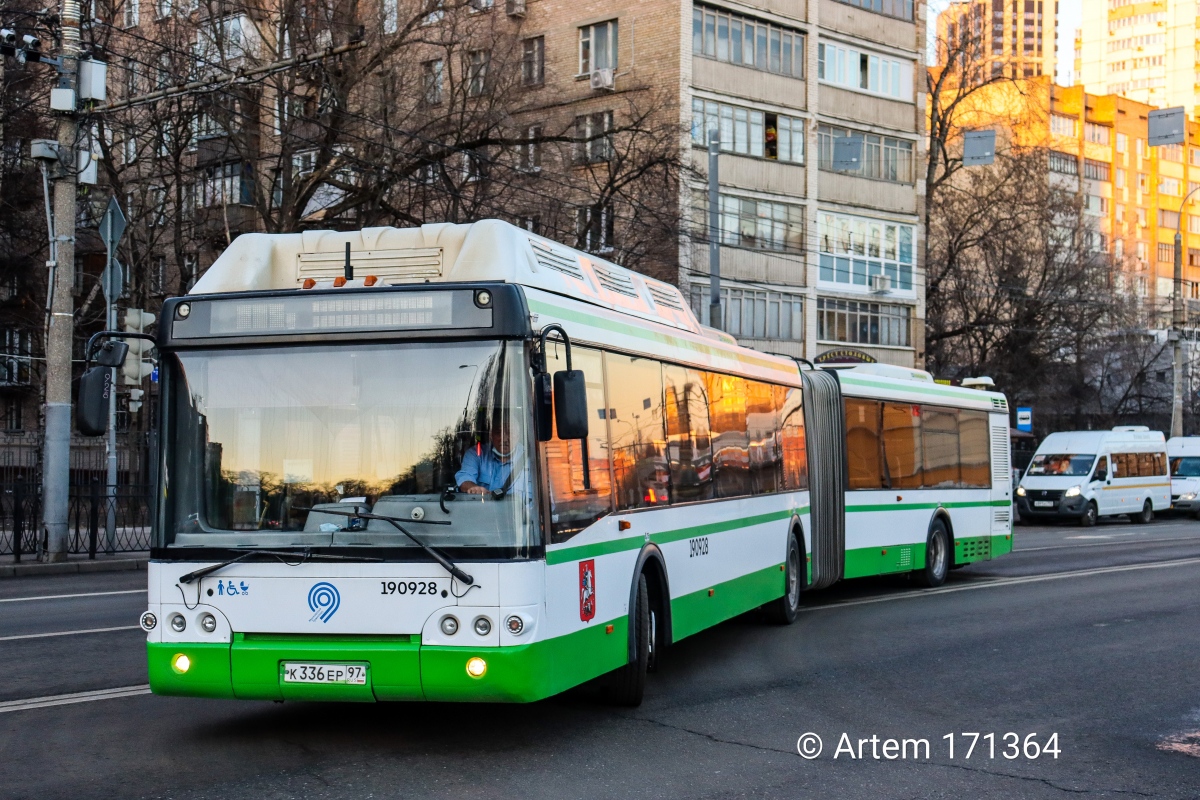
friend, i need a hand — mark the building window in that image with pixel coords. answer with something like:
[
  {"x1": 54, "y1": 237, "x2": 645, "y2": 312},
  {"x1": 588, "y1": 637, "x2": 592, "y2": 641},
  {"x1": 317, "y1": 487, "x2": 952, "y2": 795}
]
[
  {"x1": 422, "y1": 0, "x2": 445, "y2": 26},
  {"x1": 689, "y1": 286, "x2": 804, "y2": 341},
  {"x1": 123, "y1": 0, "x2": 139, "y2": 27},
  {"x1": 580, "y1": 20, "x2": 618, "y2": 74},
  {"x1": 828, "y1": 0, "x2": 913, "y2": 21},
  {"x1": 1083, "y1": 159, "x2": 1110, "y2": 181},
  {"x1": 1050, "y1": 114, "x2": 1076, "y2": 137},
  {"x1": 466, "y1": 49, "x2": 489, "y2": 97},
  {"x1": 1116, "y1": 132, "x2": 1127, "y2": 153},
  {"x1": 1158, "y1": 242, "x2": 1175, "y2": 263},
  {"x1": 1160, "y1": 143, "x2": 1184, "y2": 163},
  {"x1": 1158, "y1": 176, "x2": 1181, "y2": 196},
  {"x1": 576, "y1": 204, "x2": 614, "y2": 253},
  {"x1": 817, "y1": 124, "x2": 914, "y2": 183},
  {"x1": 1084, "y1": 122, "x2": 1111, "y2": 145},
  {"x1": 3, "y1": 396, "x2": 21, "y2": 431},
  {"x1": 1048, "y1": 150, "x2": 1078, "y2": 175},
  {"x1": 462, "y1": 148, "x2": 487, "y2": 183},
  {"x1": 522, "y1": 36, "x2": 544, "y2": 86},
  {"x1": 697, "y1": 194, "x2": 804, "y2": 253},
  {"x1": 690, "y1": 99, "x2": 804, "y2": 163},
  {"x1": 382, "y1": 0, "x2": 398, "y2": 34},
  {"x1": 817, "y1": 42, "x2": 911, "y2": 101},
  {"x1": 1158, "y1": 209, "x2": 1180, "y2": 229},
  {"x1": 817, "y1": 298, "x2": 911, "y2": 347},
  {"x1": 692, "y1": 5, "x2": 804, "y2": 78},
  {"x1": 199, "y1": 162, "x2": 249, "y2": 206},
  {"x1": 1, "y1": 328, "x2": 30, "y2": 386},
  {"x1": 518, "y1": 215, "x2": 541, "y2": 234},
  {"x1": 521, "y1": 125, "x2": 542, "y2": 171},
  {"x1": 574, "y1": 111, "x2": 613, "y2": 163},
  {"x1": 818, "y1": 211, "x2": 915, "y2": 291},
  {"x1": 152, "y1": 255, "x2": 166, "y2": 294},
  {"x1": 422, "y1": 59, "x2": 444, "y2": 105}
]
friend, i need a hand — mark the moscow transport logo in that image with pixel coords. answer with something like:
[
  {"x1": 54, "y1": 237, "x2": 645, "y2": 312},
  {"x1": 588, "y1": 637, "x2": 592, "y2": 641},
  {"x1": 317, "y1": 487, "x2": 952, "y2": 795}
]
[{"x1": 307, "y1": 582, "x2": 341, "y2": 623}]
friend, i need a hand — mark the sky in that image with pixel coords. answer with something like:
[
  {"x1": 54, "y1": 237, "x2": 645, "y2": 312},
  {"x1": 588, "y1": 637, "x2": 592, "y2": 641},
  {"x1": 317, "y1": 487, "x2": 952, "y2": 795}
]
[{"x1": 927, "y1": 0, "x2": 1083, "y2": 86}]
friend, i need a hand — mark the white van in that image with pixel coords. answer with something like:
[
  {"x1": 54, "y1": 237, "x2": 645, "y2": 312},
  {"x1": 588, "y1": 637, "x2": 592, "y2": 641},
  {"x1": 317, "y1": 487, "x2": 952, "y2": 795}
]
[
  {"x1": 1016, "y1": 427, "x2": 1170, "y2": 526},
  {"x1": 1167, "y1": 436, "x2": 1200, "y2": 516}
]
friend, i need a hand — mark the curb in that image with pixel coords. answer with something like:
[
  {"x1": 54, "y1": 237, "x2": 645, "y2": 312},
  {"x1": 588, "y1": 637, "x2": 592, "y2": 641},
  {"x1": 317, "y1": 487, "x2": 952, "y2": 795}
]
[{"x1": 0, "y1": 559, "x2": 148, "y2": 578}]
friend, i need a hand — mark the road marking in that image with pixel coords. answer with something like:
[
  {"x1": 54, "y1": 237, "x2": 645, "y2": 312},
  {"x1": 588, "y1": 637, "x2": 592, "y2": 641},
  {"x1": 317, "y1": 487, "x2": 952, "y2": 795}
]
[
  {"x1": 0, "y1": 685, "x2": 150, "y2": 715},
  {"x1": 0, "y1": 589, "x2": 145, "y2": 604},
  {"x1": 808, "y1": 556, "x2": 1200, "y2": 611},
  {"x1": 0, "y1": 625, "x2": 140, "y2": 642},
  {"x1": 1015, "y1": 536, "x2": 1200, "y2": 553}
]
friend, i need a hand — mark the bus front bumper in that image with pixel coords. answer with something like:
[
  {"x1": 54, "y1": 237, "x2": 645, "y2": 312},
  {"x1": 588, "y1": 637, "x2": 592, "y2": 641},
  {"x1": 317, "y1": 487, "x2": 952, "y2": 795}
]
[{"x1": 1016, "y1": 495, "x2": 1088, "y2": 520}]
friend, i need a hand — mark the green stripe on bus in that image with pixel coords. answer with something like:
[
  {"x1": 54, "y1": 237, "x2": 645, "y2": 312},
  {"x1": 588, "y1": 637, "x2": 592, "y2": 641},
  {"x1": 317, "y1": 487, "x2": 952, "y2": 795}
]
[
  {"x1": 845, "y1": 499, "x2": 1011, "y2": 513},
  {"x1": 671, "y1": 563, "x2": 785, "y2": 642},
  {"x1": 546, "y1": 507, "x2": 807, "y2": 565},
  {"x1": 527, "y1": 298, "x2": 793, "y2": 375}
]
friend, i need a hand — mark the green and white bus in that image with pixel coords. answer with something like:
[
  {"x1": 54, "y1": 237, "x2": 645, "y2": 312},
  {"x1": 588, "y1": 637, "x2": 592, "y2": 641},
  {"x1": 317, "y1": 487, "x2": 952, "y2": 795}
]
[{"x1": 84, "y1": 220, "x2": 1012, "y2": 706}]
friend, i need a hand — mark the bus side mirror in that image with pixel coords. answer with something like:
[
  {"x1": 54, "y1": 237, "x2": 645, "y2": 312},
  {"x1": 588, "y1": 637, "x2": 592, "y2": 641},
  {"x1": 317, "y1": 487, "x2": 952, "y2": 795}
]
[
  {"x1": 553, "y1": 369, "x2": 589, "y2": 441},
  {"x1": 93, "y1": 339, "x2": 129, "y2": 368},
  {"x1": 535, "y1": 372, "x2": 554, "y2": 441},
  {"x1": 1094, "y1": 470, "x2": 1107, "y2": 483},
  {"x1": 76, "y1": 366, "x2": 112, "y2": 436}
]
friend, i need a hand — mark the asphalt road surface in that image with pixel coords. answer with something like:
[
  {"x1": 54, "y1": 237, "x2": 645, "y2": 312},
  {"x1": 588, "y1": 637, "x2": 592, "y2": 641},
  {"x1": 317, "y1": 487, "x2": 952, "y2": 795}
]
[{"x1": 2, "y1": 517, "x2": 1199, "y2": 799}]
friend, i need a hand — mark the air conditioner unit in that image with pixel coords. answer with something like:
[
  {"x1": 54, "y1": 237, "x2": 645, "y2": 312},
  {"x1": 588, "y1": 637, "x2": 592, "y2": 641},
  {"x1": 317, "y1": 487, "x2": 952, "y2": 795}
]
[
  {"x1": 506, "y1": 0, "x2": 526, "y2": 16},
  {"x1": 590, "y1": 68, "x2": 615, "y2": 91},
  {"x1": 870, "y1": 274, "x2": 892, "y2": 294}
]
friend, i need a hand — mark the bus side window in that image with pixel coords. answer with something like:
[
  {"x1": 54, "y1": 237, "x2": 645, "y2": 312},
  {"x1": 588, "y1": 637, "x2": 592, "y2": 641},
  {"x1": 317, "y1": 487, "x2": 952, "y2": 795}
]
[
  {"x1": 881, "y1": 402, "x2": 922, "y2": 489},
  {"x1": 921, "y1": 405, "x2": 960, "y2": 489},
  {"x1": 747, "y1": 379, "x2": 780, "y2": 494},
  {"x1": 958, "y1": 410, "x2": 991, "y2": 488},
  {"x1": 779, "y1": 385, "x2": 808, "y2": 490},
  {"x1": 543, "y1": 345, "x2": 612, "y2": 543},
  {"x1": 708, "y1": 372, "x2": 751, "y2": 498},
  {"x1": 845, "y1": 397, "x2": 884, "y2": 490},
  {"x1": 663, "y1": 365, "x2": 714, "y2": 503},
  {"x1": 607, "y1": 354, "x2": 670, "y2": 510}
]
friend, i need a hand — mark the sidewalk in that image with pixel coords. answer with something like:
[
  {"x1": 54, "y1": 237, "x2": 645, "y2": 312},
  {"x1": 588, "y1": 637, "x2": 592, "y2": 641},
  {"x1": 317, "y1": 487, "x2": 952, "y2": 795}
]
[{"x1": 0, "y1": 551, "x2": 149, "y2": 578}]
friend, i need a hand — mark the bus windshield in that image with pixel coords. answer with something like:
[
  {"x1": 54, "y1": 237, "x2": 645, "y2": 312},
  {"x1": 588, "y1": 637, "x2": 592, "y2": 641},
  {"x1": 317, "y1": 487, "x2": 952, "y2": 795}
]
[
  {"x1": 1026, "y1": 453, "x2": 1096, "y2": 478},
  {"x1": 1170, "y1": 457, "x2": 1200, "y2": 477},
  {"x1": 164, "y1": 340, "x2": 536, "y2": 551}
]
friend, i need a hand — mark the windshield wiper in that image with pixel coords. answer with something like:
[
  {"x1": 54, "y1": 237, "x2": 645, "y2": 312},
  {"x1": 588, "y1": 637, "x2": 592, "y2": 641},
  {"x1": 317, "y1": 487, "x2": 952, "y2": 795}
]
[
  {"x1": 178, "y1": 547, "x2": 384, "y2": 584},
  {"x1": 306, "y1": 507, "x2": 474, "y2": 585}
]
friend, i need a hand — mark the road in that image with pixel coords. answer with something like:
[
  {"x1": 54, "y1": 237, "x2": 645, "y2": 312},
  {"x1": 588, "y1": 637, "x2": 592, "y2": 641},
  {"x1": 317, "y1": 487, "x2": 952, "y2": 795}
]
[{"x1": 2, "y1": 517, "x2": 1199, "y2": 799}]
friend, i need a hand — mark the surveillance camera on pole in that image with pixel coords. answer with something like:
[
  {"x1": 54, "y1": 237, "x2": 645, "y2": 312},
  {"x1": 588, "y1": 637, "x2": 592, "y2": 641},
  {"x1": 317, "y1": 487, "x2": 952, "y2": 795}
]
[{"x1": 0, "y1": 29, "x2": 16, "y2": 57}]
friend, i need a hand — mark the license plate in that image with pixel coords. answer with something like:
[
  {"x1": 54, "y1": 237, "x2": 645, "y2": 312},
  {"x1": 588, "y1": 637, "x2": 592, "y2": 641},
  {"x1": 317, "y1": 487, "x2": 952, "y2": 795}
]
[
  {"x1": 282, "y1": 663, "x2": 367, "y2": 685},
  {"x1": 1033, "y1": 501, "x2": 1054, "y2": 508}
]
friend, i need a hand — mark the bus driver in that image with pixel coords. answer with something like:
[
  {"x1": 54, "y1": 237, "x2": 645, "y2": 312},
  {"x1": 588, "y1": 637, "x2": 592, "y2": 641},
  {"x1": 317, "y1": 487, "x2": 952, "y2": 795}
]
[{"x1": 456, "y1": 422, "x2": 521, "y2": 495}]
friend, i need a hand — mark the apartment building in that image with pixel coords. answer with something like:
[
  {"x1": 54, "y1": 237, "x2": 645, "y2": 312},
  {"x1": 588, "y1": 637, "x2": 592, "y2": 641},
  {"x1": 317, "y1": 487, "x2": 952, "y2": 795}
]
[
  {"x1": 1076, "y1": 0, "x2": 1197, "y2": 113},
  {"x1": 953, "y1": 76, "x2": 1200, "y2": 317},
  {"x1": 936, "y1": 0, "x2": 1057, "y2": 79},
  {"x1": 96, "y1": 0, "x2": 925, "y2": 368}
]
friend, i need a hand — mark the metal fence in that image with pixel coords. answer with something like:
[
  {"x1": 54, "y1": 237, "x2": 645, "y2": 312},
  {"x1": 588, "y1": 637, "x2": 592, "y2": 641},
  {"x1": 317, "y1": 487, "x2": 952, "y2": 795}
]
[{"x1": 0, "y1": 482, "x2": 153, "y2": 559}]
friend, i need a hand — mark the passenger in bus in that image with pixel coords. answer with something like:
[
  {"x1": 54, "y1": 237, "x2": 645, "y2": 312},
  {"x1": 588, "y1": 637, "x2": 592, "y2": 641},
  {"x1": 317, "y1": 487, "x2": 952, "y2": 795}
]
[{"x1": 456, "y1": 422, "x2": 522, "y2": 495}]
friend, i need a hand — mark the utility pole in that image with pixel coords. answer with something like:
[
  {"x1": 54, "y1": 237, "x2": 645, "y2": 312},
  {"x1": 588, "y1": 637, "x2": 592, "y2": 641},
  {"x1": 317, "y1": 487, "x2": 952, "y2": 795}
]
[
  {"x1": 707, "y1": 129, "x2": 721, "y2": 331},
  {"x1": 41, "y1": 0, "x2": 80, "y2": 562},
  {"x1": 1150, "y1": 107, "x2": 1189, "y2": 439}
]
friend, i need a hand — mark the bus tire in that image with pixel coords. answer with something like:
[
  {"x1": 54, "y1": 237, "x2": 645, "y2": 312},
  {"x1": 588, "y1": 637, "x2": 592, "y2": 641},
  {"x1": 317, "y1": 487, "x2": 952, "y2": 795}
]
[
  {"x1": 607, "y1": 573, "x2": 649, "y2": 707},
  {"x1": 765, "y1": 532, "x2": 802, "y2": 625},
  {"x1": 1080, "y1": 501, "x2": 1098, "y2": 527},
  {"x1": 1132, "y1": 499, "x2": 1154, "y2": 525},
  {"x1": 913, "y1": 519, "x2": 950, "y2": 588}
]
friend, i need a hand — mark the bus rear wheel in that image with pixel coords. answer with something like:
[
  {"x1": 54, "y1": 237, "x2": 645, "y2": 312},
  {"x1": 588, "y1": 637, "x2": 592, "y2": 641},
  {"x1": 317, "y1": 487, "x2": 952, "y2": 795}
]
[
  {"x1": 913, "y1": 520, "x2": 950, "y2": 588},
  {"x1": 1132, "y1": 499, "x2": 1154, "y2": 524},
  {"x1": 607, "y1": 573, "x2": 650, "y2": 707},
  {"x1": 765, "y1": 532, "x2": 802, "y2": 624}
]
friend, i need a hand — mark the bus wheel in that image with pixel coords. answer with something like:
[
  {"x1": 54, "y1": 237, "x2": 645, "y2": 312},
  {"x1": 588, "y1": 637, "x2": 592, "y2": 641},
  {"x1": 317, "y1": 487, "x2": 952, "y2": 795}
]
[
  {"x1": 913, "y1": 520, "x2": 950, "y2": 588},
  {"x1": 607, "y1": 573, "x2": 649, "y2": 707},
  {"x1": 765, "y1": 532, "x2": 801, "y2": 624},
  {"x1": 1133, "y1": 500, "x2": 1154, "y2": 525},
  {"x1": 1080, "y1": 501, "x2": 1098, "y2": 527}
]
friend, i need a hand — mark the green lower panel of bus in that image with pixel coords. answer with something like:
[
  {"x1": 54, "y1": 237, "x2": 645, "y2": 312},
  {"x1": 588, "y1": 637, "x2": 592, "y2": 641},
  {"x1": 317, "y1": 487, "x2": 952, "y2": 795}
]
[
  {"x1": 842, "y1": 533, "x2": 1014, "y2": 579},
  {"x1": 671, "y1": 563, "x2": 786, "y2": 642},
  {"x1": 147, "y1": 621, "x2": 631, "y2": 703}
]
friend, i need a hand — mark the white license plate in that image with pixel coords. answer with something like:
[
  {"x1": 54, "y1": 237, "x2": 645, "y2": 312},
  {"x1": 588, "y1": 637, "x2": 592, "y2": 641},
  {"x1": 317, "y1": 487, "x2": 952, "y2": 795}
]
[
  {"x1": 1033, "y1": 501, "x2": 1055, "y2": 508},
  {"x1": 282, "y1": 663, "x2": 367, "y2": 685}
]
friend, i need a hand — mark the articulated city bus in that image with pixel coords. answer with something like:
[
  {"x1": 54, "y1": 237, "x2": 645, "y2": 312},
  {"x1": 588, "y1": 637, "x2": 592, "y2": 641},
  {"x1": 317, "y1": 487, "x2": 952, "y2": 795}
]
[{"x1": 78, "y1": 220, "x2": 1012, "y2": 706}]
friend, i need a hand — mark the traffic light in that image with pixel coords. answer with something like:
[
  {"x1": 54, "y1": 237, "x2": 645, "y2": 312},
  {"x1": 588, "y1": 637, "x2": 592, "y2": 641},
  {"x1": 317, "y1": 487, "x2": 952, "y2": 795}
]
[
  {"x1": 128, "y1": 388, "x2": 145, "y2": 414},
  {"x1": 121, "y1": 308, "x2": 156, "y2": 387}
]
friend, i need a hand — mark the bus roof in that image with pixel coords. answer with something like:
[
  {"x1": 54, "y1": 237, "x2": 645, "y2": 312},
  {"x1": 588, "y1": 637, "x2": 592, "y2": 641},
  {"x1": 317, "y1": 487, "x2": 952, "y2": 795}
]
[
  {"x1": 1037, "y1": 428, "x2": 1167, "y2": 454},
  {"x1": 192, "y1": 219, "x2": 705, "y2": 337}
]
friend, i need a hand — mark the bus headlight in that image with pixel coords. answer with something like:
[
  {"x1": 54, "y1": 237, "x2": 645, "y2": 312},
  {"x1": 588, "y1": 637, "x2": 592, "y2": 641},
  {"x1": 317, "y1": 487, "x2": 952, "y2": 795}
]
[
  {"x1": 440, "y1": 615, "x2": 459, "y2": 636},
  {"x1": 505, "y1": 615, "x2": 525, "y2": 635},
  {"x1": 199, "y1": 613, "x2": 217, "y2": 633},
  {"x1": 466, "y1": 657, "x2": 487, "y2": 678},
  {"x1": 139, "y1": 611, "x2": 157, "y2": 632},
  {"x1": 1181, "y1": 492, "x2": 1197, "y2": 501},
  {"x1": 1064, "y1": 485, "x2": 1081, "y2": 498},
  {"x1": 169, "y1": 614, "x2": 186, "y2": 633},
  {"x1": 1016, "y1": 486, "x2": 1026, "y2": 497},
  {"x1": 171, "y1": 653, "x2": 191, "y2": 674},
  {"x1": 473, "y1": 616, "x2": 492, "y2": 636}
]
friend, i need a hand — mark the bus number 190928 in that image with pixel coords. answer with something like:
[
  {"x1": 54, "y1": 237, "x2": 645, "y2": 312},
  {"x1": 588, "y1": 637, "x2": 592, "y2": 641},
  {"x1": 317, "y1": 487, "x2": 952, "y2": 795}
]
[{"x1": 689, "y1": 537, "x2": 709, "y2": 558}]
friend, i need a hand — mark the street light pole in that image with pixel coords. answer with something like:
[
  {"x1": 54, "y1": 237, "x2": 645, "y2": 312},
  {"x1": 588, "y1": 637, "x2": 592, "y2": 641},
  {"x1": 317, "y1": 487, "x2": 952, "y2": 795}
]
[
  {"x1": 707, "y1": 129, "x2": 721, "y2": 331},
  {"x1": 1171, "y1": 185, "x2": 1200, "y2": 439}
]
